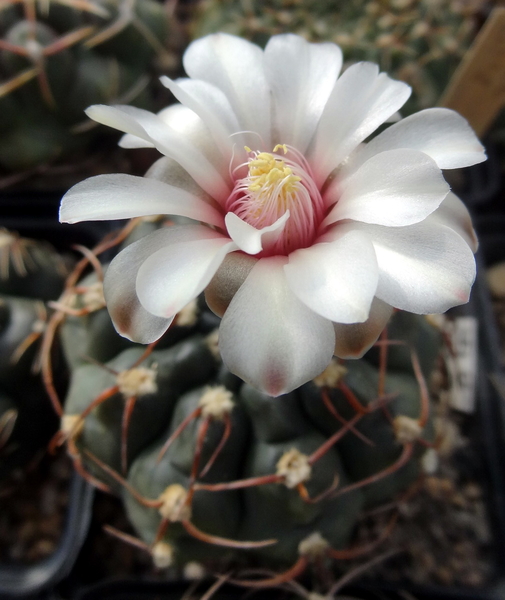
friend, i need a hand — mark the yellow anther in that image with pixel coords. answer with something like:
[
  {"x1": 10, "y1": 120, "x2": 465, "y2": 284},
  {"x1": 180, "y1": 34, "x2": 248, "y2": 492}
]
[{"x1": 273, "y1": 143, "x2": 288, "y2": 154}]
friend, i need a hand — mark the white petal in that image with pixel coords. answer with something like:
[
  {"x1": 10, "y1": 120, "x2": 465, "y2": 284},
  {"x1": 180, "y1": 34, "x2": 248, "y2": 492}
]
[
  {"x1": 224, "y1": 210, "x2": 290, "y2": 255},
  {"x1": 324, "y1": 149, "x2": 449, "y2": 227},
  {"x1": 118, "y1": 134, "x2": 154, "y2": 149},
  {"x1": 183, "y1": 33, "x2": 271, "y2": 147},
  {"x1": 160, "y1": 77, "x2": 242, "y2": 161},
  {"x1": 219, "y1": 257, "x2": 335, "y2": 396},
  {"x1": 264, "y1": 34, "x2": 342, "y2": 153},
  {"x1": 284, "y1": 228, "x2": 378, "y2": 323},
  {"x1": 357, "y1": 221, "x2": 476, "y2": 314},
  {"x1": 86, "y1": 104, "x2": 230, "y2": 200},
  {"x1": 136, "y1": 233, "x2": 236, "y2": 319},
  {"x1": 349, "y1": 108, "x2": 486, "y2": 173},
  {"x1": 425, "y1": 192, "x2": 478, "y2": 253},
  {"x1": 59, "y1": 174, "x2": 224, "y2": 228},
  {"x1": 119, "y1": 104, "x2": 214, "y2": 153},
  {"x1": 310, "y1": 62, "x2": 411, "y2": 186},
  {"x1": 103, "y1": 228, "x2": 206, "y2": 343},
  {"x1": 144, "y1": 156, "x2": 214, "y2": 205},
  {"x1": 333, "y1": 297, "x2": 393, "y2": 358}
]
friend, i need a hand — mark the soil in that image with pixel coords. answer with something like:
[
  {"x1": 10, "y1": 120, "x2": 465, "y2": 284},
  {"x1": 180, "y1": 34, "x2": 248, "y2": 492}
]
[{"x1": 0, "y1": 448, "x2": 72, "y2": 565}]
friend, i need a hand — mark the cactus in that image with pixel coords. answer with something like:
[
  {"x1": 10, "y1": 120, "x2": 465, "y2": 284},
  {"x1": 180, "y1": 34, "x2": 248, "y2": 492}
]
[
  {"x1": 0, "y1": 0, "x2": 182, "y2": 171},
  {"x1": 189, "y1": 0, "x2": 487, "y2": 116},
  {"x1": 0, "y1": 229, "x2": 70, "y2": 478},
  {"x1": 41, "y1": 218, "x2": 446, "y2": 584}
]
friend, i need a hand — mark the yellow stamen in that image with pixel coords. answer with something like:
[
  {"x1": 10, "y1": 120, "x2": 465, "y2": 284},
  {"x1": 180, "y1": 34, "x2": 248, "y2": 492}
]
[{"x1": 246, "y1": 148, "x2": 301, "y2": 199}]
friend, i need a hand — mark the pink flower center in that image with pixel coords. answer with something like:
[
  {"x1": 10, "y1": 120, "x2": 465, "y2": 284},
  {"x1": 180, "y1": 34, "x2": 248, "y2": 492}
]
[{"x1": 226, "y1": 145, "x2": 325, "y2": 256}]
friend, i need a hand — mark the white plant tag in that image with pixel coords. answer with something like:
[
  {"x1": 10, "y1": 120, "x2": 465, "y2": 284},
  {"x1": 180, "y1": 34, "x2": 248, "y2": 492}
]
[{"x1": 446, "y1": 317, "x2": 478, "y2": 413}]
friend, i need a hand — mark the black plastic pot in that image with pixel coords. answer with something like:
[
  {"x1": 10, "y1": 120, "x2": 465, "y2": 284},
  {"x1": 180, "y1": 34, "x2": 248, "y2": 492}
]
[{"x1": 0, "y1": 473, "x2": 94, "y2": 599}]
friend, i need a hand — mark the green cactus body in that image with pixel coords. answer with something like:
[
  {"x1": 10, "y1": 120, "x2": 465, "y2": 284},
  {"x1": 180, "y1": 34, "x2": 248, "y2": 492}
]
[
  {"x1": 0, "y1": 0, "x2": 179, "y2": 171},
  {"x1": 237, "y1": 384, "x2": 364, "y2": 562},
  {"x1": 124, "y1": 385, "x2": 249, "y2": 562},
  {"x1": 0, "y1": 295, "x2": 45, "y2": 391},
  {"x1": 60, "y1": 254, "x2": 444, "y2": 569},
  {"x1": 58, "y1": 268, "x2": 132, "y2": 369},
  {"x1": 63, "y1": 335, "x2": 219, "y2": 487}
]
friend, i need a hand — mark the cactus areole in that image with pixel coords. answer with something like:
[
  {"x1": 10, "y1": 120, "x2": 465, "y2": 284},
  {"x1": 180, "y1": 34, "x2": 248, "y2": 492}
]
[{"x1": 60, "y1": 32, "x2": 484, "y2": 397}]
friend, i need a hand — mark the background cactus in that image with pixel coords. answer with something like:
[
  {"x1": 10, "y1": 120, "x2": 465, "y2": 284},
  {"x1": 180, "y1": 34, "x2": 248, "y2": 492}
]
[
  {"x1": 189, "y1": 0, "x2": 489, "y2": 116},
  {"x1": 45, "y1": 217, "x2": 452, "y2": 584},
  {"x1": 0, "y1": 0, "x2": 183, "y2": 173},
  {"x1": 0, "y1": 228, "x2": 70, "y2": 478}
]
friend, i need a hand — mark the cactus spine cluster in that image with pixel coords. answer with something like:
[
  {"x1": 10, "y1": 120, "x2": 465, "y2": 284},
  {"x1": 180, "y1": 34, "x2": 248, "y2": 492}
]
[{"x1": 0, "y1": 0, "x2": 180, "y2": 171}]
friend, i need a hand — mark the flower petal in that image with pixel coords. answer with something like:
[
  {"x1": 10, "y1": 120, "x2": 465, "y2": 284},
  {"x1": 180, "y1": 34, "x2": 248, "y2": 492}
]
[
  {"x1": 425, "y1": 192, "x2": 478, "y2": 253},
  {"x1": 160, "y1": 76, "x2": 242, "y2": 161},
  {"x1": 323, "y1": 149, "x2": 449, "y2": 227},
  {"x1": 349, "y1": 108, "x2": 486, "y2": 172},
  {"x1": 224, "y1": 210, "x2": 290, "y2": 255},
  {"x1": 333, "y1": 297, "x2": 393, "y2": 358},
  {"x1": 310, "y1": 62, "x2": 411, "y2": 186},
  {"x1": 219, "y1": 257, "x2": 335, "y2": 396},
  {"x1": 204, "y1": 252, "x2": 259, "y2": 317},
  {"x1": 86, "y1": 104, "x2": 230, "y2": 200},
  {"x1": 183, "y1": 33, "x2": 271, "y2": 147},
  {"x1": 284, "y1": 228, "x2": 378, "y2": 323},
  {"x1": 103, "y1": 227, "x2": 207, "y2": 343},
  {"x1": 264, "y1": 34, "x2": 342, "y2": 153},
  {"x1": 136, "y1": 232, "x2": 236, "y2": 319},
  {"x1": 356, "y1": 220, "x2": 476, "y2": 314},
  {"x1": 59, "y1": 173, "x2": 224, "y2": 228}
]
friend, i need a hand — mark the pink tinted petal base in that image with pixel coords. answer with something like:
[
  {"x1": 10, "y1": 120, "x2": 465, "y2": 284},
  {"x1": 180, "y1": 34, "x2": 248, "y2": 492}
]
[{"x1": 218, "y1": 257, "x2": 335, "y2": 396}]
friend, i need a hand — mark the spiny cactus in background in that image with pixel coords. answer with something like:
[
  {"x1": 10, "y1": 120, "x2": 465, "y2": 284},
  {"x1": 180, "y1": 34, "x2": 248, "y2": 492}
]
[
  {"x1": 190, "y1": 0, "x2": 488, "y2": 115},
  {"x1": 0, "y1": 0, "x2": 182, "y2": 172},
  {"x1": 42, "y1": 217, "x2": 449, "y2": 587},
  {"x1": 0, "y1": 228, "x2": 70, "y2": 478}
]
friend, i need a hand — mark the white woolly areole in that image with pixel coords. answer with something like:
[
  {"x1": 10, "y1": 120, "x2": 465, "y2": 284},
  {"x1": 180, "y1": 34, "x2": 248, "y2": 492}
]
[
  {"x1": 198, "y1": 386, "x2": 235, "y2": 419},
  {"x1": 205, "y1": 329, "x2": 220, "y2": 360},
  {"x1": 183, "y1": 561, "x2": 206, "y2": 580},
  {"x1": 421, "y1": 447, "x2": 439, "y2": 474},
  {"x1": 60, "y1": 414, "x2": 83, "y2": 439},
  {"x1": 276, "y1": 448, "x2": 312, "y2": 488},
  {"x1": 158, "y1": 484, "x2": 191, "y2": 521},
  {"x1": 116, "y1": 366, "x2": 158, "y2": 398},
  {"x1": 312, "y1": 360, "x2": 348, "y2": 388},
  {"x1": 176, "y1": 298, "x2": 199, "y2": 327},
  {"x1": 298, "y1": 531, "x2": 329, "y2": 558},
  {"x1": 81, "y1": 281, "x2": 106, "y2": 312},
  {"x1": 151, "y1": 541, "x2": 174, "y2": 569},
  {"x1": 393, "y1": 415, "x2": 423, "y2": 443}
]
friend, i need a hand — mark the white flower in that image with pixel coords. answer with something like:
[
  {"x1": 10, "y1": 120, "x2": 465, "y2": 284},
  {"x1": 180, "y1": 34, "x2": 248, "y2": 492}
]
[{"x1": 60, "y1": 33, "x2": 485, "y2": 397}]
